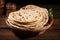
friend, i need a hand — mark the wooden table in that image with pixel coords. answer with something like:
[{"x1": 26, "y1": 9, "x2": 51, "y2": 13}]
[{"x1": 0, "y1": 4, "x2": 60, "y2": 40}]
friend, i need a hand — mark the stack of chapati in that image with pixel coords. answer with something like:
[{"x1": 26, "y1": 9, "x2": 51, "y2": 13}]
[{"x1": 7, "y1": 5, "x2": 49, "y2": 31}]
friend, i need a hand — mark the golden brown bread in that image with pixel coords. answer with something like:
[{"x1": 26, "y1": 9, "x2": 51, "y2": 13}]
[{"x1": 6, "y1": 5, "x2": 54, "y2": 38}]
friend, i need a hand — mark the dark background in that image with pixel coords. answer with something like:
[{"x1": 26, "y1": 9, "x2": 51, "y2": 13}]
[
  {"x1": 5, "y1": 0, "x2": 60, "y2": 4},
  {"x1": 5, "y1": 0, "x2": 60, "y2": 10}
]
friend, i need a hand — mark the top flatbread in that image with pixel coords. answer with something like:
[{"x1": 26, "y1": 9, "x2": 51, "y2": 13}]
[{"x1": 8, "y1": 9, "x2": 42, "y2": 23}]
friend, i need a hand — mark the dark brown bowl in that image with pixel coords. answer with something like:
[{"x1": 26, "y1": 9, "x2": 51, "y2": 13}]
[{"x1": 6, "y1": 17, "x2": 54, "y2": 38}]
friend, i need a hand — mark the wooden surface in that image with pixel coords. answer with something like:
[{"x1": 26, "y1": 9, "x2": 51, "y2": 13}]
[{"x1": 0, "y1": 5, "x2": 60, "y2": 40}]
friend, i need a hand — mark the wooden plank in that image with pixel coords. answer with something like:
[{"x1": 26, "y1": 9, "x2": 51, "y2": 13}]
[
  {"x1": 25, "y1": 29, "x2": 60, "y2": 40},
  {"x1": 0, "y1": 29, "x2": 20, "y2": 40},
  {"x1": 0, "y1": 28, "x2": 60, "y2": 40}
]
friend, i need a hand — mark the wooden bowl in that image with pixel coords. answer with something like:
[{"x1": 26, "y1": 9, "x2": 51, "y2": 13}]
[{"x1": 6, "y1": 17, "x2": 54, "y2": 38}]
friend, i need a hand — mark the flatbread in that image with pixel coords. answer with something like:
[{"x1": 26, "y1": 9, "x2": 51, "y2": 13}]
[{"x1": 7, "y1": 5, "x2": 49, "y2": 31}]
